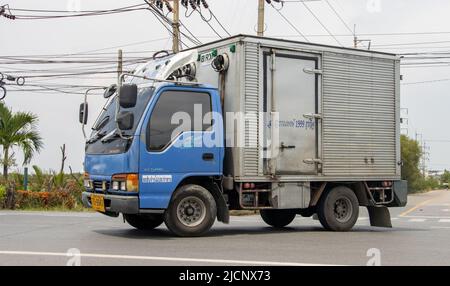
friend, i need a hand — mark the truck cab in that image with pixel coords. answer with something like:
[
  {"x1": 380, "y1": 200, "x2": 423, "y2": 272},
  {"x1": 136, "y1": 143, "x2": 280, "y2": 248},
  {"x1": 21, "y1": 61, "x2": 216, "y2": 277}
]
[{"x1": 82, "y1": 79, "x2": 227, "y2": 236}]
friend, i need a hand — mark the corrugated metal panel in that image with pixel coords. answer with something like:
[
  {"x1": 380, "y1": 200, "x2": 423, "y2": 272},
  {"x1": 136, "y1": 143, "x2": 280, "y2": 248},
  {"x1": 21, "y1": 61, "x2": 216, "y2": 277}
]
[
  {"x1": 243, "y1": 43, "x2": 260, "y2": 176},
  {"x1": 322, "y1": 52, "x2": 397, "y2": 177}
]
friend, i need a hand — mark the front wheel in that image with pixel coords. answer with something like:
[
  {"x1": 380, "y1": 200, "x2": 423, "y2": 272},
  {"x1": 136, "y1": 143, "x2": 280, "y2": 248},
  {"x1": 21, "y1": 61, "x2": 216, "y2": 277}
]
[
  {"x1": 317, "y1": 186, "x2": 359, "y2": 231},
  {"x1": 260, "y1": 209, "x2": 296, "y2": 228},
  {"x1": 164, "y1": 184, "x2": 217, "y2": 237},
  {"x1": 124, "y1": 214, "x2": 164, "y2": 230}
]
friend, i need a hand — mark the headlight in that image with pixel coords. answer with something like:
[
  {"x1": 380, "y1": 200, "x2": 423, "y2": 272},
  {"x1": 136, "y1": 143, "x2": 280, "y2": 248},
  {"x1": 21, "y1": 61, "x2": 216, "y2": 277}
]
[
  {"x1": 83, "y1": 172, "x2": 92, "y2": 188},
  {"x1": 112, "y1": 181, "x2": 119, "y2": 190},
  {"x1": 83, "y1": 179, "x2": 92, "y2": 188},
  {"x1": 111, "y1": 174, "x2": 139, "y2": 192}
]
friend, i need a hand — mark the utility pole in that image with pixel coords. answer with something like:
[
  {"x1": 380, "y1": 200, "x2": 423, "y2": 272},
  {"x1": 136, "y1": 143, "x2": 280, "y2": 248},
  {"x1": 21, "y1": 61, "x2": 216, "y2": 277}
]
[
  {"x1": 421, "y1": 141, "x2": 430, "y2": 177},
  {"x1": 117, "y1": 49, "x2": 123, "y2": 85},
  {"x1": 172, "y1": 0, "x2": 180, "y2": 53},
  {"x1": 257, "y1": 0, "x2": 265, "y2": 37}
]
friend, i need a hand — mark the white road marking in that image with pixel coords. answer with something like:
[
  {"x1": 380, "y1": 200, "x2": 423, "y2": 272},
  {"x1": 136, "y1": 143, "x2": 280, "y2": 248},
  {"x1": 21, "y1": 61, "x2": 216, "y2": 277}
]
[
  {"x1": 401, "y1": 215, "x2": 450, "y2": 219},
  {"x1": 0, "y1": 212, "x2": 96, "y2": 218},
  {"x1": 408, "y1": 218, "x2": 426, "y2": 222},
  {"x1": 357, "y1": 217, "x2": 369, "y2": 221},
  {"x1": 438, "y1": 219, "x2": 450, "y2": 223},
  {"x1": 0, "y1": 251, "x2": 343, "y2": 266},
  {"x1": 391, "y1": 218, "x2": 399, "y2": 220},
  {"x1": 430, "y1": 226, "x2": 450, "y2": 229},
  {"x1": 442, "y1": 209, "x2": 449, "y2": 212}
]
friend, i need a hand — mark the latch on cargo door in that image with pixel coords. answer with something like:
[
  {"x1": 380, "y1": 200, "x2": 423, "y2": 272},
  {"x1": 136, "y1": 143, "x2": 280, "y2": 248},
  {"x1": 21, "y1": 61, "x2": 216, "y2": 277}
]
[
  {"x1": 303, "y1": 158, "x2": 323, "y2": 164},
  {"x1": 303, "y1": 68, "x2": 323, "y2": 75},
  {"x1": 303, "y1": 113, "x2": 322, "y2": 120},
  {"x1": 280, "y1": 142, "x2": 295, "y2": 151}
]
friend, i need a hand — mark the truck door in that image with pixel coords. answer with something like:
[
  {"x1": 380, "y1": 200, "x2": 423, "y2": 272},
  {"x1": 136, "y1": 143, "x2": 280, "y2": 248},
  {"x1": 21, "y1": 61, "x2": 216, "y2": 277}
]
[
  {"x1": 138, "y1": 87, "x2": 223, "y2": 209},
  {"x1": 264, "y1": 51, "x2": 320, "y2": 175}
]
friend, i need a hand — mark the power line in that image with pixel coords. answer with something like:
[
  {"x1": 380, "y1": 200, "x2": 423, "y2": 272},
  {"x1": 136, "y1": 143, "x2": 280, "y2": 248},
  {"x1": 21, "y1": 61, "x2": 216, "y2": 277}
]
[
  {"x1": 195, "y1": 9, "x2": 223, "y2": 38},
  {"x1": 402, "y1": 78, "x2": 450, "y2": 85},
  {"x1": 401, "y1": 61, "x2": 450, "y2": 66},
  {"x1": 5, "y1": 5, "x2": 149, "y2": 20},
  {"x1": 9, "y1": 4, "x2": 147, "y2": 13},
  {"x1": 270, "y1": 3, "x2": 309, "y2": 42},
  {"x1": 146, "y1": 6, "x2": 190, "y2": 48},
  {"x1": 266, "y1": 31, "x2": 450, "y2": 38},
  {"x1": 324, "y1": 0, "x2": 353, "y2": 34},
  {"x1": 10, "y1": 71, "x2": 121, "y2": 79},
  {"x1": 208, "y1": 8, "x2": 231, "y2": 37},
  {"x1": 402, "y1": 64, "x2": 450, "y2": 69},
  {"x1": 300, "y1": 1, "x2": 343, "y2": 46},
  {"x1": 373, "y1": 40, "x2": 450, "y2": 47},
  {"x1": 145, "y1": 3, "x2": 200, "y2": 47}
]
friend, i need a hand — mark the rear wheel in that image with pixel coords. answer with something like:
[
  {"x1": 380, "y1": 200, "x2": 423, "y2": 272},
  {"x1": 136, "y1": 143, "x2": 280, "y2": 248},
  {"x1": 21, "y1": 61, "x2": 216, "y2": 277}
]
[
  {"x1": 260, "y1": 209, "x2": 296, "y2": 228},
  {"x1": 164, "y1": 184, "x2": 217, "y2": 237},
  {"x1": 124, "y1": 214, "x2": 164, "y2": 230},
  {"x1": 317, "y1": 186, "x2": 359, "y2": 231}
]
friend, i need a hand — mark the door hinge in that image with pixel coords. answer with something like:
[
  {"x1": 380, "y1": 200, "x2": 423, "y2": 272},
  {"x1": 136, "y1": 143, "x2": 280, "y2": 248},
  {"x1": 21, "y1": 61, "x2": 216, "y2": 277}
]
[
  {"x1": 303, "y1": 68, "x2": 323, "y2": 75},
  {"x1": 303, "y1": 113, "x2": 322, "y2": 120},
  {"x1": 303, "y1": 158, "x2": 323, "y2": 165}
]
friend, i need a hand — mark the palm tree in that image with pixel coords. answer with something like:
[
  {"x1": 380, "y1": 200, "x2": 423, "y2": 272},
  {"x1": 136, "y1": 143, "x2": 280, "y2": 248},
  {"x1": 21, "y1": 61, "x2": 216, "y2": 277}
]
[{"x1": 0, "y1": 103, "x2": 43, "y2": 180}]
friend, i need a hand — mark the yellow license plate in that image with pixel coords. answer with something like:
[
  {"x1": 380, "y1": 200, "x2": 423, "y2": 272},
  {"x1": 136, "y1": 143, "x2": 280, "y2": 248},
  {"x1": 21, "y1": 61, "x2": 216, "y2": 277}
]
[{"x1": 91, "y1": 194, "x2": 105, "y2": 212}]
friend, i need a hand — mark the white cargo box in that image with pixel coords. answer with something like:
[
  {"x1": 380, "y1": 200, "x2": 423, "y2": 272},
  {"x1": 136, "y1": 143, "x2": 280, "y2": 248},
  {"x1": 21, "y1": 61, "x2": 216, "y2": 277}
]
[{"x1": 191, "y1": 35, "x2": 401, "y2": 183}]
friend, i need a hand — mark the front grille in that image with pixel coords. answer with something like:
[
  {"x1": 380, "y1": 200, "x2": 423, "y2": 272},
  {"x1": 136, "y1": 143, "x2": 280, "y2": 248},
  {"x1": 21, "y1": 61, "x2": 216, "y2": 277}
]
[{"x1": 92, "y1": 180, "x2": 110, "y2": 191}]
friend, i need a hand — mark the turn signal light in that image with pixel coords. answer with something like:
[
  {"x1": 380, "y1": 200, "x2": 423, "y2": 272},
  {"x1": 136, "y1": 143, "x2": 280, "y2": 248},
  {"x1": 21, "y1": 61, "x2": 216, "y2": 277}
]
[{"x1": 126, "y1": 174, "x2": 139, "y2": 193}]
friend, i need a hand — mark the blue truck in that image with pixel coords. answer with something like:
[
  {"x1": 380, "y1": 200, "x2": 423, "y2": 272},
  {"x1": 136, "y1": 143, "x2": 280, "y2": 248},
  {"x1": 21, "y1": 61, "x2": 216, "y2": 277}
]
[{"x1": 81, "y1": 35, "x2": 407, "y2": 236}]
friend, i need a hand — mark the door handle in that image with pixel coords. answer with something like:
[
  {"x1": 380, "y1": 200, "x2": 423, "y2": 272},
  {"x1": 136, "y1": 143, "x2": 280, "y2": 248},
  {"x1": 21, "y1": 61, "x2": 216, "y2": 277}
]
[
  {"x1": 202, "y1": 153, "x2": 214, "y2": 161},
  {"x1": 280, "y1": 142, "x2": 295, "y2": 150}
]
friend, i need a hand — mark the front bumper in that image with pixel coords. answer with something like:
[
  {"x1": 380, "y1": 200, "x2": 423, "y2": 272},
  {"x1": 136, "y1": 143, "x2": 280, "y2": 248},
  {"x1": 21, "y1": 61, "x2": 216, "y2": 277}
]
[{"x1": 82, "y1": 192, "x2": 139, "y2": 214}]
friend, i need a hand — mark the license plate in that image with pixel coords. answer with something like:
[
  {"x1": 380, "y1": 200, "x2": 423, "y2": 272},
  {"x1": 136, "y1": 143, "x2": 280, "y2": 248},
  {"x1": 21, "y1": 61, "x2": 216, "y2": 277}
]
[{"x1": 91, "y1": 194, "x2": 105, "y2": 212}]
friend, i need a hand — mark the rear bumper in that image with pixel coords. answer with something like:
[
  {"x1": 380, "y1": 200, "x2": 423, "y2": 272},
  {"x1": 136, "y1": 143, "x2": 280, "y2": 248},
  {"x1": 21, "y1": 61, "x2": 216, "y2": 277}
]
[{"x1": 82, "y1": 192, "x2": 139, "y2": 214}]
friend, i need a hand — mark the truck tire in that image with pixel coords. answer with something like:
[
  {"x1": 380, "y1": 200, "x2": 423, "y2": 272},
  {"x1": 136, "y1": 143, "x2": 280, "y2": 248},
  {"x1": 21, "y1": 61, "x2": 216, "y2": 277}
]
[
  {"x1": 124, "y1": 214, "x2": 164, "y2": 230},
  {"x1": 164, "y1": 184, "x2": 217, "y2": 237},
  {"x1": 260, "y1": 209, "x2": 296, "y2": 228},
  {"x1": 317, "y1": 186, "x2": 359, "y2": 231}
]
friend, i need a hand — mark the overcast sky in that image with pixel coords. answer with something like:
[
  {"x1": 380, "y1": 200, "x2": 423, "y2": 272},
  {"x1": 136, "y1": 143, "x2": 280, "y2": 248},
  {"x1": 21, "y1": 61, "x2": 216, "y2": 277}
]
[{"x1": 1, "y1": 0, "x2": 450, "y2": 173}]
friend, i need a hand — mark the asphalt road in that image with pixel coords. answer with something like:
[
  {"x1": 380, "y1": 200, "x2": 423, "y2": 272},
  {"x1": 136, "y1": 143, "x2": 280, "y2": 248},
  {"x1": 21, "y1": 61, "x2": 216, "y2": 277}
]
[{"x1": 1, "y1": 189, "x2": 450, "y2": 266}]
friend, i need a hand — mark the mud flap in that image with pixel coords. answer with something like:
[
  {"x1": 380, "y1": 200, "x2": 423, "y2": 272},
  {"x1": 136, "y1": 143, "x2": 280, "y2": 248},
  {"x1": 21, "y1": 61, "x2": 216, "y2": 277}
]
[
  {"x1": 367, "y1": 206, "x2": 392, "y2": 228},
  {"x1": 208, "y1": 182, "x2": 230, "y2": 224}
]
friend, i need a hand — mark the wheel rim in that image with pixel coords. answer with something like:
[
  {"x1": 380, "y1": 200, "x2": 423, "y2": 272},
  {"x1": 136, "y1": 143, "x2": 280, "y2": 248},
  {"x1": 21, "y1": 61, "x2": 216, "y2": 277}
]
[
  {"x1": 176, "y1": 196, "x2": 206, "y2": 227},
  {"x1": 333, "y1": 197, "x2": 353, "y2": 223}
]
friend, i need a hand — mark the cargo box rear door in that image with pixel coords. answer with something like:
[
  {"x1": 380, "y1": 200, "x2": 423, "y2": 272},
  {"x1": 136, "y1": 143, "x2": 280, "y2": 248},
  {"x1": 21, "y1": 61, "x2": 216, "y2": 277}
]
[{"x1": 263, "y1": 50, "x2": 321, "y2": 175}]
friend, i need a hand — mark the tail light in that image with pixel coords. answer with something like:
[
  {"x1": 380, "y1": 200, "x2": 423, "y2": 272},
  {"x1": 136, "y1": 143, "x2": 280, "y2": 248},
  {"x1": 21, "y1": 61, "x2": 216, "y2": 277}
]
[
  {"x1": 242, "y1": 183, "x2": 256, "y2": 189},
  {"x1": 381, "y1": 181, "x2": 393, "y2": 187}
]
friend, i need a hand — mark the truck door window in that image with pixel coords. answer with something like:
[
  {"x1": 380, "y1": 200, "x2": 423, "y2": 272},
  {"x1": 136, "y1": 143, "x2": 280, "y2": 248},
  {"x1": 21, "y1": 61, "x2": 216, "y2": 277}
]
[{"x1": 147, "y1": 90, "x2": 212, "y2": 151}]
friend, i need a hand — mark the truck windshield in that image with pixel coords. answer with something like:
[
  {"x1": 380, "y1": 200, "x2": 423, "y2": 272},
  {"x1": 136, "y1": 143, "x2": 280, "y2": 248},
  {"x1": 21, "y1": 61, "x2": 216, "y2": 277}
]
[{"x1": 85, "y1": 86, "x2": 154, "y2": 155}]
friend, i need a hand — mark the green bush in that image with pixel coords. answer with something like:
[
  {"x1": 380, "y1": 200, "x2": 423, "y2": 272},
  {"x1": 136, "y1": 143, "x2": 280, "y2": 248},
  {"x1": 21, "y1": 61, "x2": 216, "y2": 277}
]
[
  {"x1": 15, "y1": 182, "x2": 83, "y2": 210},
  {"x1": 0, "y1": 185, "x2": 6, "y2": 208}
]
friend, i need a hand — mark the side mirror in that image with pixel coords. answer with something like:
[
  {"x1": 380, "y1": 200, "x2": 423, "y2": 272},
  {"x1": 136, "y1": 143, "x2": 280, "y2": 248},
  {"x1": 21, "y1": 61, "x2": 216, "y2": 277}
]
[
  {"x1": 119, "y1": 84, "x2": 137, "y2": 108},
  {"x1": 117, "y1": 111, "x2": 134, "y2": 130},
  {"x1": 79, "y1": 103, "x2": 88, "y2": 124},
  {"x1": 104, "y1": 84, "x2": 117, "y2": 98}
]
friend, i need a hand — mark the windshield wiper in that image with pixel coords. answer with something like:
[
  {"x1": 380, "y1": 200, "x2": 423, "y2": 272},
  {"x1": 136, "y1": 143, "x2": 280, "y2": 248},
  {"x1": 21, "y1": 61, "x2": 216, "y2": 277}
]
[
  {"x1": 86, "y1": 130, "x2": 107, "y2": 144},
  {"x1": 100, "y1": 129, "x2": 131, "y2": 143},
  {"x1": 93, "y1": 116, "x2": 110, "y2": 131}
]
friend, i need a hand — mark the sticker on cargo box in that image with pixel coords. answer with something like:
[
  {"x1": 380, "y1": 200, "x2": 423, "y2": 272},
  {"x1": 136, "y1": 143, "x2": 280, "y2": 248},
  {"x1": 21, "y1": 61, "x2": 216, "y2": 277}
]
[{"x1": 142, "y1": 175, "x2": 172, "y2": 183}]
